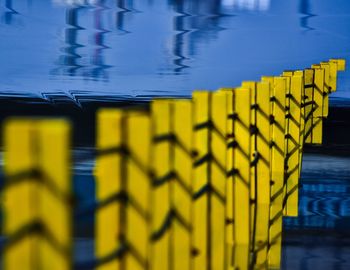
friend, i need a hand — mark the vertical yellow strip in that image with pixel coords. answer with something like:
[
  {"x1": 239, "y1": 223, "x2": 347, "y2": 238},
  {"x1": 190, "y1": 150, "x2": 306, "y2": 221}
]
[
  {"x1": 328, "y1": 60, "x2": 338, "y2": 92},
  {"x1": 172, "y1": 100, "x2": 193, "y2": 270},
  {"x1": 294, "y1": 71, "x2": 305, "y2": 179},
  {"x1": 254, "y1": 81, "x2": 271, "y2": 268},
  {"x1": 95, "y1": 110, "x2": 123, "y2": 270},
  {"x1": 285, "y1": 74, "x2": 303, "y2": 217},
  {"x1": 303, "y1": 69, "x2": 315, "y2": 144},
  {"x1": 320, "y1": 63, "x2": 330, "y2": 117},
  {"x1": 125, "y1": 113, "x2": 151, "y2": 270},
  {"x1": 312, "y1": 67, "x2": 325, "y2": 144},
  {"x1": 38, "y1": 120, "x2": 71, "y2": 270},
  {"x1": 192, "y1": 91, "x2": 210, "y2": 270},
  {"x1": 219, "y1": 88, "x2": 235, "y2": 270},
  {"x1": 4, "y1": 119, "x2": 71, "y2": 270},
  {"x1": 4, "y1": 120, "x2": 38, "y2": 270},
  {"x1": 330, "y1": 58, "x2": 346, "y2": 71},
  {"x1": 150, "y1": 100, "x2": 171, "y2": 270},
  {"x1": 210, "y1": 91, "x2": 228, "y2": 270},
  {"x1": 263, "y1": 77, "x2": 287, "y2": 269},
  {"x1": 232, "y1": 87, "x2": 251, "y2": 270}
]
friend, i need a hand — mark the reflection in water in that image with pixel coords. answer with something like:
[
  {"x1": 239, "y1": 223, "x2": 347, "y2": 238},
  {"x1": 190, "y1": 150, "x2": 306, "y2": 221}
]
[
  {"x1": 2, "y1": 0, "x2": 18, "y2": 25},
  {"x1": 91, "y1": 0, "x2": 110, "y2": 80},
  {"x1": 52, "y1": 0, "x2": 110, "y2": 80},
  {"x1": 169, "y1": 0, "x2": 226, "y2": 73},
  {"x1": 116, "y1": 0, "x2": 134, "y2": 34},
  {"x1": 299, "y1": 0, "x2": 315, "y2": 31},
  {"x1": 222, "y1": 0, "x2": 270, "y2": 11}
]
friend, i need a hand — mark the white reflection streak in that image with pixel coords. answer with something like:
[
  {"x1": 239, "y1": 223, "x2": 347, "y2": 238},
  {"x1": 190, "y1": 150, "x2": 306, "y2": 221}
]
[
  {"x1": 52, "y1": 0, "x2": 98, "y2": 6},
  {"x1": 222, "y1": 0, "x2": 270, "y2": 11}
]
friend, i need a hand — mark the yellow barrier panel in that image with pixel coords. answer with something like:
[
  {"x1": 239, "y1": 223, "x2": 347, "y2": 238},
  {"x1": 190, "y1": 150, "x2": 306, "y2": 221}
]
[
  {"x1": 262, "y1": 76, "x2": 287, "y2": 269},
  {"x1": 95, "y1": 110, "x2": 123, "y2": 270},
  {"x1": 231, "y1": 87, "x2": 251, "y2": 270},
  {"x1": 172, "y1": 100, "x2": 193, "y2": 270},
  {"x1": 310, "y1": 66, "x2": 325, "y2": 144},
  {"x1": 210, "y1": 91, "x2": 228, "y2": 270},
  {"x1": 250, "y1": 81, "x2": 271, "y2": 268},
  {"x1": 320, "y1": 62, "x2": 331, "y2": 117},
  {"x1": 96, "y1": 110, "x2": 152, "y2": 270},
  {"x1": 219, "y1": 88, "x2": 235, "y2": 270},
  {"x1": 3, "y1": 119, "x2": 71, "y2": 270},
  {"x1": 304, "y1": 69, "x2": 315, "y2": 144},
  {"x1": 150, "y1": 100, "x2": 172, "y2": 270},
  {"x1": 283, "y1": 73, "x2": 303, "y2": 217},
  {"x1": 125, "y1": 112, "x2": 151, "y2": 270},
  {"x1": 192, "y1": 91, "x2": 210, "y2": 270}
]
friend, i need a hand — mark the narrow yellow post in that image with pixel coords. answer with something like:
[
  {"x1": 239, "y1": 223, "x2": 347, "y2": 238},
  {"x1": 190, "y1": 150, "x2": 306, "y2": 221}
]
[
  {"x1": 210, "y1": 91, "x2": 228, "y2": 270},
  {"x1": 303, "y1": 69, "x2": 315, "y2": 144},
  {"x1": 192, "y1": 91, "x2": 210, "y2": 270},
  {"x1": 320, "y1": 62, "x2": 331, "y2": 118},
  {"x1": 232, "y1": 87, "x2": 252, "y2": 270},
  {"x1": 311, "y1": 66, "x2": 325, "y2": 144},
  {"x1": 3, "y1": 119, "x2": 71, "y2": 270},
  {"x1": 330, "y1": 58, "x2": 346, "y2": 71},
  {"x1": 95, "y1": 109, "x2": 124, "y2": 270},
  {"x1": 243, "y1": 81, "x2": 271, "y2": 268},
  {"x1": 262, "y1": 76, "x2": 287, "y2": 269},
  {"x1": 125, "y1": 112, "x2": 152, "y2": 270},
  {"x1": 283, "y1": 73, "x2": 303, "y2": 217},
  {"x1": 172, "y1": 100, "x2": 193, "y2": 270},
  {"x1": 219, "y1": 88, "x2": 235, "y2": 270},
  {"x1": 97, "y1": 110, "x2": 152, "y2": 270},
  {"x1": 150, "y1": 100, "x2": 172, "y2": 270}
]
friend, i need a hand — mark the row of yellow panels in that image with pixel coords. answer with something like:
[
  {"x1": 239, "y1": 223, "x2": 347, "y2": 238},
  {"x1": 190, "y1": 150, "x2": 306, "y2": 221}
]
[{"x1": 1, "y1": 59, "x2": 346, "y2": 270}]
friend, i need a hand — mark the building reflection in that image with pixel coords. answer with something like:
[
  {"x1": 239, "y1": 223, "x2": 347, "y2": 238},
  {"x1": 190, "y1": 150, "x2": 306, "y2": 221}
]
[
  {"x1": 116, "y1": 0, "x2": 135, "y2": 34},
  {"x1": 2, "y1": 0, "x2": 19, "y2": 25},
  {"x1": 52, "y1": 0, "x2": 111, "y2": 81},
  {"x1": 299, "y1": 0, "x2": 315, "y2": 31}
]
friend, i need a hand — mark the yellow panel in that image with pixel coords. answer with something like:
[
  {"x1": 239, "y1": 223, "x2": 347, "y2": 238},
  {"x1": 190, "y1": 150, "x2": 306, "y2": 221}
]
[
  {"x1": 126, "y1": 113, "x2": 151, "y2": 269},
  {"x1": 254, "y1": 81, "x2": 271, "y2": 268},
  {"x1": 4, "y1": 120, "x2": 37, "y2": 270},
  {"x1": 210, "y1": 91, "x2": 228, "y2": 270},
  {"x1": 37, "y1": 120, "x2": 71, "y2": 270},
  {"x1": 328, "y1": 60, "x2": 338, "y2": 92},
  {"x1": 285, "y1": 74, "x2": 303, "y2": 217},
  {"x1": 3, "y1": 119, "x2": 71, "y2": 270},
  {"x1": 172, "y1": 100, "x2": 193, "y2": 270},
  {"x1": 95, "y1": 109, "x2": 123, "y2": 270},
  {"x1": 303, "y1": 69, "x2": 315, "y2": 144},
  {"x1": 312, "y1": 117, "x2": 323, "y2": 144},
  {"x1": 312, "y1": 67, "x2": 325, "y2": 118},
  {"x1": 219, "y1": 88, "x2": 235, "y2": 270},
  {"x1": 330, "y1": 58, "x2": 346, "y2": 71},
  {"x1": 232, "y1": 87, "x2": 251, "y2": 270},
  {"x1": 320, "y1": 62, "x2": 330, "y2": 117},
  {"x1": 192, "y1": 91, "x2": 210, "y2": 270},
  {"x1": 263, "y1": 76, "x2": 287, "y2": 269},
  {"x1": 150, "y1": 100, "x2": 171, "y2": 270}
]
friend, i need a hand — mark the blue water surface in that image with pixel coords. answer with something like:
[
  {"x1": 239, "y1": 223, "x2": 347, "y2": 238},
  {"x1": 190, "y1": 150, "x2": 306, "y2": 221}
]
[{"x1": 0, "y1": 0, "x2": 349, "y2": 102}]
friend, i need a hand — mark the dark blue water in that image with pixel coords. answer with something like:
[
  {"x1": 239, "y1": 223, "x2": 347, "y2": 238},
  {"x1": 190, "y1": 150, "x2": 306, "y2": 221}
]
[{"x1": 0, "y1": 0, "x2": 350, "y2": 103}]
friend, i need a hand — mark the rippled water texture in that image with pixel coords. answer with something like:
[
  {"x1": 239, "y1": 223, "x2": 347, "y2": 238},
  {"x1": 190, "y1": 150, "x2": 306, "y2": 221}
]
[{"x1": 0, "y1": 0, "x2": 350, "y2": 102}]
